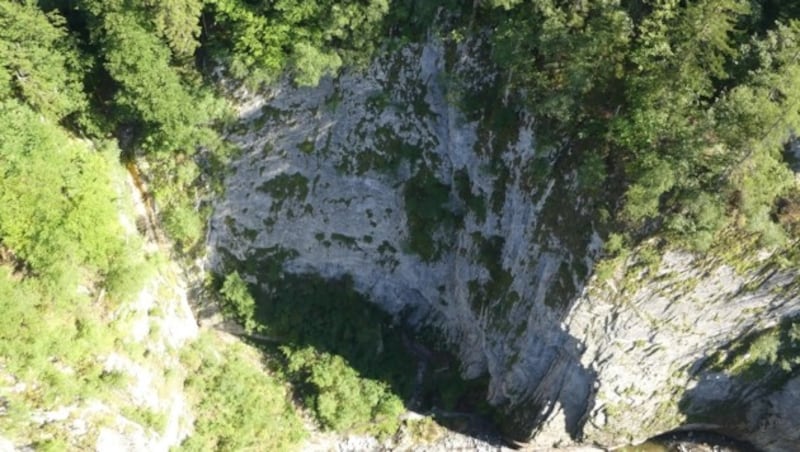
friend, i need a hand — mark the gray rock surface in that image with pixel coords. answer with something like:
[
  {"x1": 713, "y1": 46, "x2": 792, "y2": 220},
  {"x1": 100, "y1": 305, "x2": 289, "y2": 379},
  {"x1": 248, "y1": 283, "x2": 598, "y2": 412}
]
[{"x1": 209, "y1": 35, "x2": 800, "y2": 450}]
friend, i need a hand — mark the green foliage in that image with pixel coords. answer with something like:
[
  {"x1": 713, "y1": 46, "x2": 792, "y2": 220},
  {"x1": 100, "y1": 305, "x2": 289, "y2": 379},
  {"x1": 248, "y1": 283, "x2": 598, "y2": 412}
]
[
  {"x1": 81, "y1": 1, "x2": 221, "y2": 152},
  {"x1": 121, "y1": 407, "x2": 168, "y2": 434},
  {"x1": 5, "y1": 0, "x2": 800, "y2": 446},
  {"x1": 0, "y1": 264, "x2": 134, "y2": 443},
  {"x1": 603, "y1": 233, "x2": 625, "y2": 256},
  {"x1": 665, "y1": 192, "x2": 727, "y2": 252},
  {"x1": 220, "y1": 271, "x2": 258, "y2": 333},
  {"x1": 576, "y1": 152, "x2": 607, "y2": 194},
  {"x1": 208, "y1": 0, "x2": 389, "y2": 87},
  {"x1": 0, "y1": 1, "x2": 87, "y2": 123},
  {"x1": 242, "y1": 268, "x2": 416, "y2": 395},
  {"x1": 492, "y1": 0, "x2": 632, "y2": 126},
  {"x1": 161, "y1": 202, "x2": 206, "y2": 251},
  {"x1": 180, "y1": 333, "x2": 306, "y2": 451},
  {"x1": 143, "y1": 150, "x2": 220, "y2": 253},
  {"x1": 488, "y1": 0, "x2": 800, "y2": 251},
  {"x1": 709, "y1": 317, "x2": 800, "y2": 383},
  {"x1": 384, "y1": 0, "x2": 467, "y2": 40},
  {"x1": 403, "y1": 166, "x2": 457, "y2": 261},
  {"x1": 292, "y1": 42, "x2": 343, "y2": 87},
  {"x1": 485, "y1": 0, "x2": 523, "y2": 10},
  {"x1": 141, "y1": 0, "x2": 204, "y2": 58},
  {"x1": 213, "y1": 245, "x2": 422, "y2": 436},
  {"x1": 284, "y1": 346, "x2": 404, "y2": 436},
  {"x1": 0, "y1": 100, "x2": 148, "y2": 300},
  {"x1": 405, "y1": 416, "x2": 444, "y2": 443},
  {"x1": 0, "y1": 92, "x2": 151, "y2": 444}
]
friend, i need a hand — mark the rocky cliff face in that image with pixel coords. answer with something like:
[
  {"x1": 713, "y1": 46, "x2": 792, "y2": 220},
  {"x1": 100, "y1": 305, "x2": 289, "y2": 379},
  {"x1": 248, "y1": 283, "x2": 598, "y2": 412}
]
[{"x1": 209, "y1": 35, "x2": 800, "y2": 450}]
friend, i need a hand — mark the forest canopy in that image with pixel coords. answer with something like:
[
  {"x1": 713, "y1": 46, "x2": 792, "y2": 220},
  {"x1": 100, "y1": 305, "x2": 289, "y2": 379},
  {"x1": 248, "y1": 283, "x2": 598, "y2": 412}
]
[
  {"x1": 485, "y1": 0, "x2": 800, "y2": 251},
  {"x1": 1, "y1": 0, "x2": 798, "y2": 256}
]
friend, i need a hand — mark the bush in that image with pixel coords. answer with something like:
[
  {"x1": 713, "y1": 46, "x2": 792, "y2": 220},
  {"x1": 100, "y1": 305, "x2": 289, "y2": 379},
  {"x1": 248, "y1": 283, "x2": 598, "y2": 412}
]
[
  {"x1": 220, "y1": 272, "x2": 258, "y2": 334},
  {"x1": 180, "y1": 334, "x2": 306, "y2": 451},
  {"x1": 283, "y1": 346, "x2": 404, "y2": 437}
]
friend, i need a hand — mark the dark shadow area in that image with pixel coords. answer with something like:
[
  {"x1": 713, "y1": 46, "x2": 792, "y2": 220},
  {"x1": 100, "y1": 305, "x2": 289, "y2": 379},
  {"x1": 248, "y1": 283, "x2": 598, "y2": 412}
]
[
  {"x1": 210, "y1": 235, "x2": 601, "y2": 447},
  {"x1": 677, "y1": 315, "x2": 800, "y2": 451},
  {"x1": 203, "y1": 3, "x2": 607, "y2": 444},
  {"x1": 212, "y1": 246, "x2": 512, "y2": 447},
  {"x1": 646, "y1": 430, "x2": 761, "y2": 452}
]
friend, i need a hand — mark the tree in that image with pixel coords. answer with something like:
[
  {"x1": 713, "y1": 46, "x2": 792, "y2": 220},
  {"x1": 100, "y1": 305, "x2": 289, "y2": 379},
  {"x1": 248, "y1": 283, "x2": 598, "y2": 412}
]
[
  {"x1": 487, "y1": 0, "x2": 800, "y2": 249},
  {"x1": 141, "y1": 0, "x2": 205, "y2": 59},
  {"x1": 207, "y1": 0, "x2": 389, "y2": 87},
  {"x1": 0, "y1": 99, "x2": 145, "y2": 299},
  {"x1": 0, "y1": 1, "x2": 87, "y2": 122},
  {"x1": 220, "y1": 271, "x2": 257, "y2": 333}
]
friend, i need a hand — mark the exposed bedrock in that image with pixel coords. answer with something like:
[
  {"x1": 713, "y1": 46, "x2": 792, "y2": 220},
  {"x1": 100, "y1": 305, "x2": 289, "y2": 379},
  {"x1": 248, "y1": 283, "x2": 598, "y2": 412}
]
[{"x1": 209, "y1": 37, "x2": 800, "y2": 450}]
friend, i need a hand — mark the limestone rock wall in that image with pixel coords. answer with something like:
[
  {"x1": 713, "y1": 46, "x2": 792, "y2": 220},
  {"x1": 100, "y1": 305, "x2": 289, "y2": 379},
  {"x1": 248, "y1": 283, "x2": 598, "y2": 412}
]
[{"x1": 209, "y1": 35, "x2": 800, "y2": 450}]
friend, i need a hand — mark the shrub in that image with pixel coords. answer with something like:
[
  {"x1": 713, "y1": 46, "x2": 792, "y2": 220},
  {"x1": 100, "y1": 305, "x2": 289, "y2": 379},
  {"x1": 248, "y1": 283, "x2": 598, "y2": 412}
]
[
  {"x1": 283, "y1": 346, "x2": 404, "y2": 437},
  {"x1": 180, "y1": 334, "x2": 306, "y2": 451},
  {"x1": 220, "y1": 272, "x2": 258, "y2": 334}
]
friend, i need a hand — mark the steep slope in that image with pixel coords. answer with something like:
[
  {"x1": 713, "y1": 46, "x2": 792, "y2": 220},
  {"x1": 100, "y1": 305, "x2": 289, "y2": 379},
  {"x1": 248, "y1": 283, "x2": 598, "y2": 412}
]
[
  {"x1": 209, "y1": 35, "x2": 800, "y2": 450},
  {"x1": 0, "y1": 160, "x2": 199, "y2": 450}
]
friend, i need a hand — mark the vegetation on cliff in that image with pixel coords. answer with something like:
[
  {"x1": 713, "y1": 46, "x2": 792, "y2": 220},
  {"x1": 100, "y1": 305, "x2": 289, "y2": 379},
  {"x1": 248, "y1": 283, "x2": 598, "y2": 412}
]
[
  {"x1": 2, "y1": 0, "x2": 800, "y2": 448},
  {"x1": 486, "y1": 0, "x2": 800, "y2": 254}
]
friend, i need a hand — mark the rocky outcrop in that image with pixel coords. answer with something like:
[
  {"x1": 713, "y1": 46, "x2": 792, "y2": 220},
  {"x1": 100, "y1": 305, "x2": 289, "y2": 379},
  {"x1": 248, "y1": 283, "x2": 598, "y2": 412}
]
[{"x1": 209, "y1": 35, "x2": 800, "y2": 450}]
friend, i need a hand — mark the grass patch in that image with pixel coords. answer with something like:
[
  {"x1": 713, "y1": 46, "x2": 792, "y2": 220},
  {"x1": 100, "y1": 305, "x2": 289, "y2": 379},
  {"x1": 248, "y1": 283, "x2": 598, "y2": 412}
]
[{"x1": 121, "y1": 407, "x2": 167, "y2": 435}]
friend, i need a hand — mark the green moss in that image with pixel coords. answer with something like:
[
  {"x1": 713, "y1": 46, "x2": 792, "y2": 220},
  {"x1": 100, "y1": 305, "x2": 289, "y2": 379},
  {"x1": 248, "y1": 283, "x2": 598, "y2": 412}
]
[
  {"x1": 403, "y1": 166, "x2": 458, "y2": 261},
  {"x1": 298, "y1": 139, "x2": 315, "y2": 154},
  {"x1": 490, "y1": 165, "x2": 510, "y2": 215},
  {"x1": 350, "y1": 127, "x2": 424, "y2": 175},
  {"x1": 257, "y1": 173, "x2": 310, "y2": 213},
  {"x1": 331, "y1": 233, "x2": 358, "y2": 248},
  {"x1": 454, "y1": 168, "x2": 487, "y2": 223}
]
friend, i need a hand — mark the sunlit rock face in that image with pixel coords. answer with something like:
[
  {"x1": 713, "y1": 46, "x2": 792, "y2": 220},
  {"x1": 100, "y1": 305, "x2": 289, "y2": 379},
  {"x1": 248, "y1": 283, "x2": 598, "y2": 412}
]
[{"x1": 209, "y1": 35, "x2": 800, "y2": 450}]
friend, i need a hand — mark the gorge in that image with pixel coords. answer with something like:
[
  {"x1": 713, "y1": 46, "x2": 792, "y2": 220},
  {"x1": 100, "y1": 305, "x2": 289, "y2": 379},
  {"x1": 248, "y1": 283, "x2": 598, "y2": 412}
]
[{"x1": 209, "y1": 34, "x2": 800, "y2": 450}]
